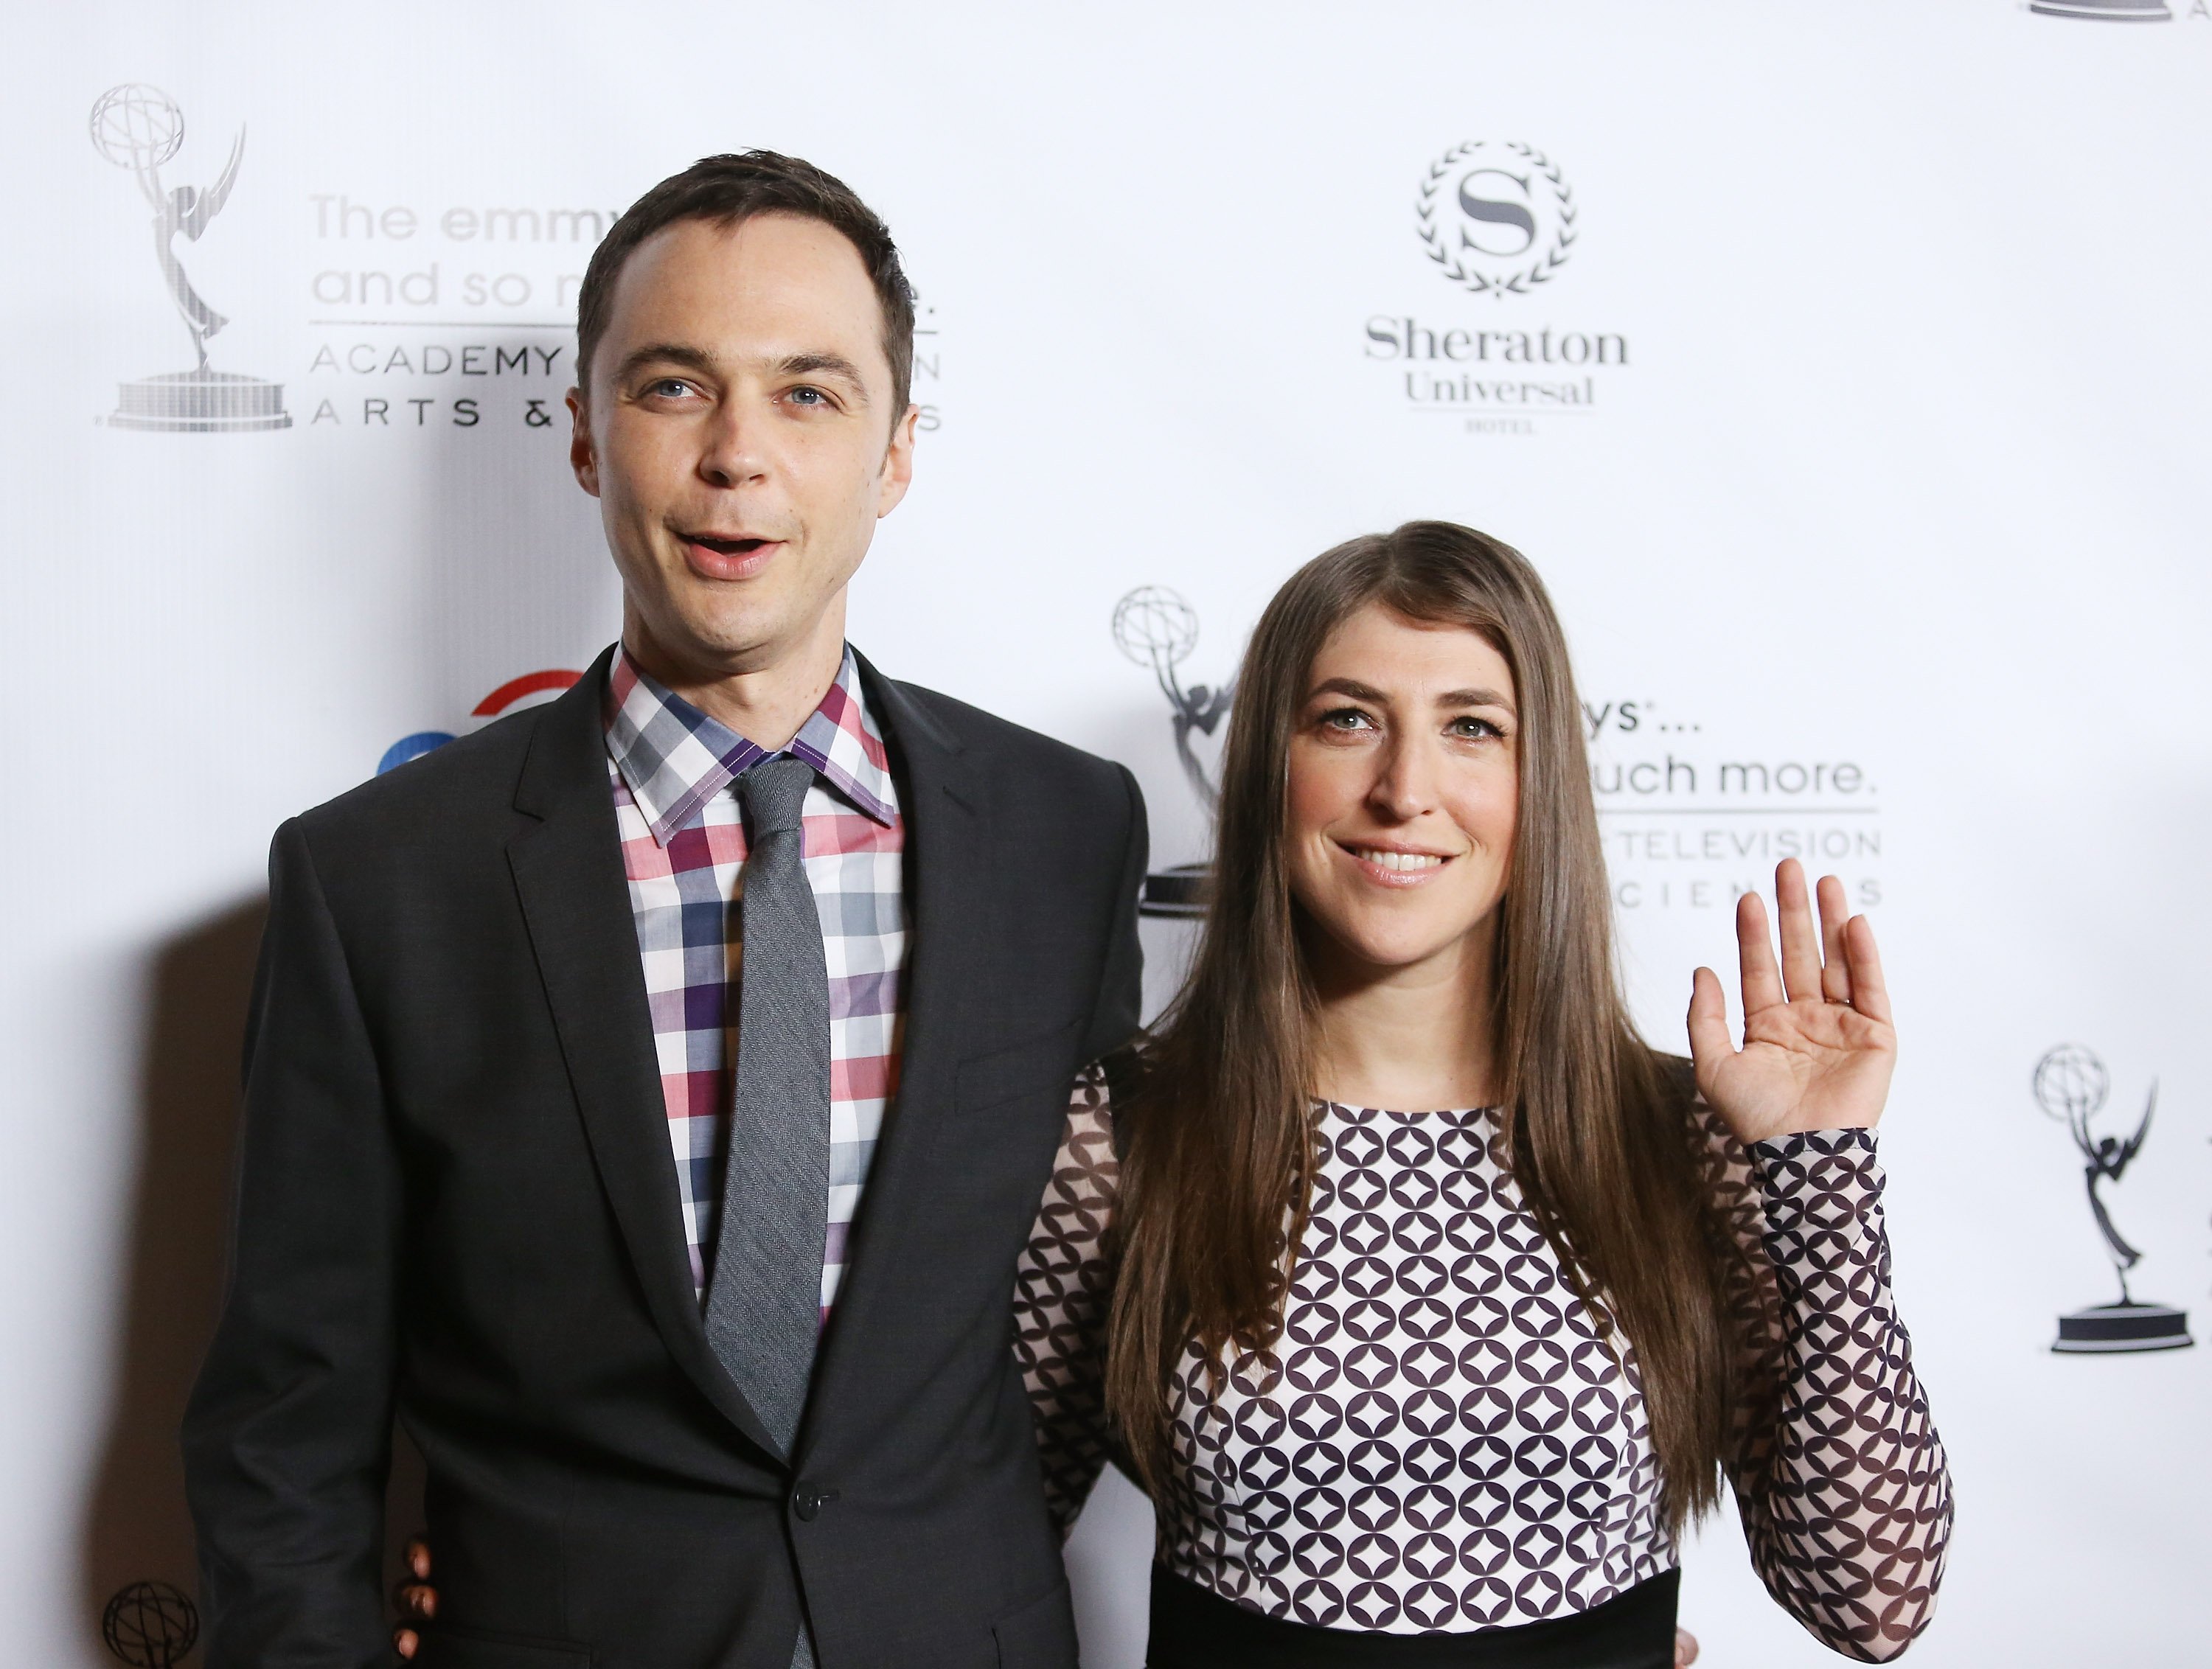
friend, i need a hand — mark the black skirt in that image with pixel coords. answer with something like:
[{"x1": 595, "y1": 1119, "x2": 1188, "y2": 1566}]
[{"x1": 1145, "y1": 1565, "x2": 1679, "y2": 1669}]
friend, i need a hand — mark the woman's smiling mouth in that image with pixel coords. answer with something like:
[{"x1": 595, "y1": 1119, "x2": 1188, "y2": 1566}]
[{"x1": 1336, "y1": 840, "x2": 1455, "y2": 885}]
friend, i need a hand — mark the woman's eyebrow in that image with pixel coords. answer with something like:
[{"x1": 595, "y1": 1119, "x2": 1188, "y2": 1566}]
[
  {"x1": 1436, "y1": 686, "x2": 1516, "y2": 711},
  {"x1": 1308, "y1": 677, "x2": 1517, "y2": 711}
]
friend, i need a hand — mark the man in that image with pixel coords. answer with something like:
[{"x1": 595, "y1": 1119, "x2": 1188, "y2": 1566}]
[{"x1": 183, "y1": 153, "x2": 1146, "y2": 1669}]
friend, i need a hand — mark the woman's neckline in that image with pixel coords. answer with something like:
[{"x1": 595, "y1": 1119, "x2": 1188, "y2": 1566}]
[{"x1": 1317, "y1": 1098, "x2": 1500, "y2": 1119}]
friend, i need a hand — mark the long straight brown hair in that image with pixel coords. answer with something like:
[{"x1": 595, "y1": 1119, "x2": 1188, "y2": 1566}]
[{"x1": 1106, "y1": 522, "x2": 1736, "y2": 1534}]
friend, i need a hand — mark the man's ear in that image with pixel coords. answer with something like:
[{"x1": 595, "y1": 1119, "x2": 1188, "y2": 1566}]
[
  {"x1": 875, "y1": 403, "x2": 919, "y2": 519},
  {"x1": 567, "y1": 387, "x2": 599, "y2": 498}
]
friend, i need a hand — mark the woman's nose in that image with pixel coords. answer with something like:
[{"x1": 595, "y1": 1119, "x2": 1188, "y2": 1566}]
[{"x1": 1366, "y1": 734, "x2": 1436, "y2": 821}]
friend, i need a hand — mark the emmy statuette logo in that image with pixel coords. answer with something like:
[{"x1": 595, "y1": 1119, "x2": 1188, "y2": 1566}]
[
  {"x1": 2034, "y1": 1044, "x2": 2192, "y2": 1353},
  {"x1": 1416, "y1": 141, "x2": 1577, "y2": 299},
  {"x1": 2029, "y1": 0, "x2": 2171, "y2": 18},
  {"x1": 102, "y1": 1580, "x2": 198, "y2": 1669},
  {"x1": 1113, "y1": 587, "x2": 1233, "y2": 918},
  {"x1": 89, "y1": 84, "x2": 291, "y2": 431}
]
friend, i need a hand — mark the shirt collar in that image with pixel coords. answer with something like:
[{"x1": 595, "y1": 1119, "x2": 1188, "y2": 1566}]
[{"x1": 604, "y1": 644, "x2": 899, "y2": 846}]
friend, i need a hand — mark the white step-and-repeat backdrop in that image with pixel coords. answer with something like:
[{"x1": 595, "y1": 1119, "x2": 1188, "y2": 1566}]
[{"x1": 4, "y1": 2, "x2": 2207, "y2": 1664}]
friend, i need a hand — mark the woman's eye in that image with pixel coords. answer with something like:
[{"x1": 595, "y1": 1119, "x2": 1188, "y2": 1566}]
[
  {"x1": 1449, "y1": 716, "x2": 1503, "y2": 739},
  {"x1": 1320, "y1": 708, "x2": 1375, "y2": 732}
]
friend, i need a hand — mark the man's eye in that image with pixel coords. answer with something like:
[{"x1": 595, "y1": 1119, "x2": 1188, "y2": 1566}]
[
  {"x1": 787, "y1": 386, "x2": 827, "y2": 406},
  {"x1": 647, "y1": 378, "x2": 695, "y2": 400}
]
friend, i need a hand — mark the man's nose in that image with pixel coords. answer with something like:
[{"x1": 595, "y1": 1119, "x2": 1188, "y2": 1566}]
[{"x1": 698, "y1": 400, "x2": 766, "y2": 488}]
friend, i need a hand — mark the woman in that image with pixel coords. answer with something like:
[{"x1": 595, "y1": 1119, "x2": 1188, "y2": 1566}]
[
  {"x1": 399, "y1": 523, "x2": 1949, "y2": 1665},
  {"x1": 1015, "y1": 523, "x2": 1950, "y2": 1665}
]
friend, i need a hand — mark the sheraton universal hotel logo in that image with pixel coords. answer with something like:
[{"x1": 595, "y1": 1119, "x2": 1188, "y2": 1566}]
[{"x1": 1365, "y1": 140, "x2": 1626, "y2": 436}]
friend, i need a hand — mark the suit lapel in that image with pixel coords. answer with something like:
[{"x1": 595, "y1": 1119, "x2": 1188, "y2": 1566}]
[
  {"x1": 802, "y1": 655, "x2": 985, "y2": 1429},
  {"x1": 506, "y1": 649, "x2": 782, "y2": 1460}
]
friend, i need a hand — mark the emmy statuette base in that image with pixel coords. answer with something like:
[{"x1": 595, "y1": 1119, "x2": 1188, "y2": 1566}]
[
  {"x1": 110, "y1": 369, "x2": 292, "y2": 432},
  {"x1": 1141, "y1": 863, "x2": 1210, "y2": 919},
  {"x1": 2052, "y1": 1301, "x2": 2193, "y2": 1353},
  {"x1": 2028, "y1": 0, "x2": 2172, "y2": 16}
]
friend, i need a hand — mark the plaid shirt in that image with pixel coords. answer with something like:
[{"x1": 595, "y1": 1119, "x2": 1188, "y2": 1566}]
[{"x1": 605, "y1": 645, "x2": 905, "y2": 1317}]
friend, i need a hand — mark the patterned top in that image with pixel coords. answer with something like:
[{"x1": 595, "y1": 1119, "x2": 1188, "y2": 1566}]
[
  {"x1": 605, "y1": 645, "x2": 905, "y2": 1311},
  {"x1": 1015, "y1": 1073, "x2": 1952, "y2": 1662}
]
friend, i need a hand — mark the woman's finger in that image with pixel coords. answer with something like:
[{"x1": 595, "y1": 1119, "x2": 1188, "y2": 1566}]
[
  {"x1": 406, "y1": 1536, "x2": 431, "y2": 1580},
  {"x1": 1817, "y1": 874, "x2": 1852, "y2": 1005},
  {"x1": 395, "y1": 1627, "x2": 419, "y2": 1661},
  {"x1": 1736, "y1": 888, "x2": 1785, "y2": 1015},
  {"x1": 397, "y1": 1583, "x2": 436, "y2": 1622},
  {"x1": 1687, "y1": 966, "x2": 1733, "y2": 1078},
  {"x1": 1843, "y1": 913, "x2": 1894, "y2": 1027},
  {"x1": 1774, "y1": 859, "x2": 1822, "y2": 1003}
]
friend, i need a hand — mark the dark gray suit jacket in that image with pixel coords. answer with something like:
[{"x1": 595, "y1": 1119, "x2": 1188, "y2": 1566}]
[{"x1": 183, "y1": 647, "x2": 1147, "y2": 1669}]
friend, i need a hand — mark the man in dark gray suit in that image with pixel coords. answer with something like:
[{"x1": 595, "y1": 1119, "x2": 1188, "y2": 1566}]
[{"x1": 184, "y1": 152, "x2": 1144, "y2": 1669}]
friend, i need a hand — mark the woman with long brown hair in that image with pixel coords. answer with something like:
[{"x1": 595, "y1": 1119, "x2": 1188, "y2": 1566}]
[{"x1": 1018, "y1": 522, "x2": 1951, "y2": 1665}]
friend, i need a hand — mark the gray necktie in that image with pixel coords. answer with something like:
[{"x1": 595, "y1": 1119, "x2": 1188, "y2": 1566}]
[{"x1": 703, "y1": 756, "x2": 829, "y2": 1668}]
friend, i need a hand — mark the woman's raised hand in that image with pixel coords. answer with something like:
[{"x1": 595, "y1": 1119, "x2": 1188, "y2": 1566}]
[{"x1": 1687, "y1": 859, "x2": 1896, "y2": 1146}]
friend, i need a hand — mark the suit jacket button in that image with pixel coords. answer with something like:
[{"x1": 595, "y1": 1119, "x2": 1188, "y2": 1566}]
[{"x1": 793, "y1": 1485, "x2": 821, "y2": 1522}]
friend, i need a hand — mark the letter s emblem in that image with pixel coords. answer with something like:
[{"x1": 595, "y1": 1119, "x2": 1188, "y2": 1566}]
[{"x1": 1457, "y1": 169, "x2": 1536, "y2": 257}]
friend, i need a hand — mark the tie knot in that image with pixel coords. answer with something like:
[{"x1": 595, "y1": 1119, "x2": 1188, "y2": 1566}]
[{"x1": 740, "y1": 756, "x2": 814, "y2": 837}]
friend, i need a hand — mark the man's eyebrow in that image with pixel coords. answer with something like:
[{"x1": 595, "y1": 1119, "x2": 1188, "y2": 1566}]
[
  {"x1": 610, "y1": 345, "x2": 872, "y2": 403},
  {"x1": 776, "y1": 352, "x2": 870, "y2": 400},
  {"x1": 1309, "y1": 676, "x2": 1516, "y2": 712},
  {"x1": 614, "y1": 342, "x2": 720, "y2": 382}
]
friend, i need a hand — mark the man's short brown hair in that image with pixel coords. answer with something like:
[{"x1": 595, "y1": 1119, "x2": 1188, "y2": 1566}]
[{"x1": 575, "y1": 151, "x2": 917, "y2": 417}]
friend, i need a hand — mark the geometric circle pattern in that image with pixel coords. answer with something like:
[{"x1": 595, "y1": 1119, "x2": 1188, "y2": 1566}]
[
  {"x1": 1014, "y1": 1076, "x2": 1951, "y2": 1654},
  {"x1": 1723, "y1": 1126, "x2": 1953, "y2": 1659},
  {"x1": 1154, "y1": 1101, "x2": 1663, "y2": 1634}
]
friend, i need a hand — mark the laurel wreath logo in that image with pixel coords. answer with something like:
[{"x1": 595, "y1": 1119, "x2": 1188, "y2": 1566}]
[{"x1": 1416, "y1": 140, "x2": 1577, "y2": 298}]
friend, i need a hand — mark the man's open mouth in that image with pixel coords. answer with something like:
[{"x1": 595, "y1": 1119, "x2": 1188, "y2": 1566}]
[
  {"x1": 677, "y1": 531, "x2": 787, "y2": 579},
  {"x1": 685, "y1": 534, "x2": 773, "y2": 557}
]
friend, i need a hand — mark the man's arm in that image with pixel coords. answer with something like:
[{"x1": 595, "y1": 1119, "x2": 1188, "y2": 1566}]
[
  {"x1": 182, "y1": 818, "x2": 403, "y2": 1668},
  {"x1": 1077, "y1": 764, "x2": 1147, "y2": 1064}
]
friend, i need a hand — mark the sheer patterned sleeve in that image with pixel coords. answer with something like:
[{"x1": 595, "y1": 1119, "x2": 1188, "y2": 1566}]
[
  {"x1": 1012, "y1": 1065, "x2": 1122, "y2": 1536},
  {"x1": 1697, "y1": 1111, "x2": 1953, "y2": 1662}
]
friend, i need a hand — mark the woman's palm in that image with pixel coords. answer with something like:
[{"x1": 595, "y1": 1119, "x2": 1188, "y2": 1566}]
[{"x1": 1688, "y1": 861, "x2": 1896, "y2": 1146}]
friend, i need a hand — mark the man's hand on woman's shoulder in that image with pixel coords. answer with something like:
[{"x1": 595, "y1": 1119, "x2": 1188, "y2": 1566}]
[{"x1": 393, "y1": 1536, "x2": 434, "y2": 1660}]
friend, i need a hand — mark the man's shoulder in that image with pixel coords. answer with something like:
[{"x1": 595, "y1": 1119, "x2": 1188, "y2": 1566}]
[
  {"x1": 291, "y1": 700, "x2": 558, "y2": 862},
  {"x1": 880, "y1": 676, "x2": 1132, "y2": 804}
]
